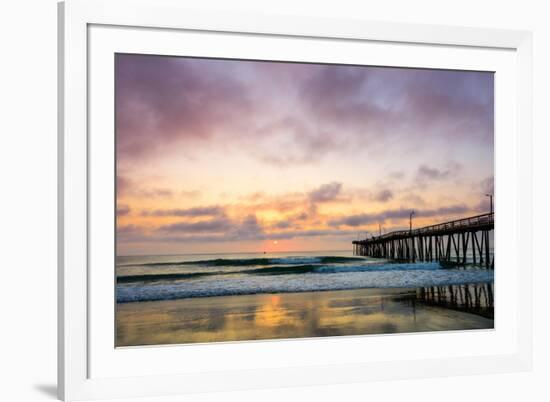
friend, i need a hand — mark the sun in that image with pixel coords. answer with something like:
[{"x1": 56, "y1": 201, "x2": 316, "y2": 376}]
[{"x1": 273, "y1": 241, "x2": 278, "y2": 245}]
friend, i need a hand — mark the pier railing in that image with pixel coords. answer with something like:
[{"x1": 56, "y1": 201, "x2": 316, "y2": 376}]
[
  {"x1": 412, "y1": 212, "x2": 493, "y2": 236},
  {"x1": 354, "y1": 212, "x2": 494, "y2": 243}
]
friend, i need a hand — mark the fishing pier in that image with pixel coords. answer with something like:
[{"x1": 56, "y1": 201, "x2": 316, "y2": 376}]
[{"x1": 352, "y1": 212, "x2": 494, "y2": 268}]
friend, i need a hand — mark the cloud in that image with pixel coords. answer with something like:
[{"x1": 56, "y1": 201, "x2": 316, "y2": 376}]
[
  {"x1": 293, "y1": 212, "x2": 309, "y2": 221},
  {"x1": 118, "y1": 226, "x2": 356, "y2": 244},
  {"x1": 301, "y1": 66, "x2": 389, "y2": 136},
  {"x1": 248, "y1": 198, "x2": 303, "y2": 213},
  {"x1": 272, "y1": 220, "x2": 292, "y2": 229},
  {"x1": 252, "y1": 117, "x2": 340, "y2": 166},
  {"x1": 117, "y1": 175, "x2": 173, "y2": 198},
  {"x1": 235, "y1": 184, "x2": 349, "y2": 219},
  {"x1": 416, "y1": 162, "x2": 462, "y2": 183},
  {"x1": 116, "y1": 176, "x2": 132, "y2": 196},
  {"x1": 114, "y1": 56, "x2": 494, "y2": 253},
  {"x1": 389, "y1": 171, "x2": 405, "y2": 180},
  {"x1": 349, "y1": 186, "x2": 394, "y2": 203},
  {"x1": 119, "y1": 199, "x2": 475, "y2": 246},
  {"x1": 421, "y1": 204, "x2": 470, "y2": 217},
  {"x1": 117, "y1": 224, "x2": 142, "y2": 236},
  {"x1": 473, "y1": 176, "x2": 494, "y2": 213},
  {"x1": 264, "y1": 229, "x2": 355, "y2": 241},
  {"x1": 480, "y1": 175, "x2": 494, "y2": 195},
  {"x1": 372, "y1": 189, "x2": 393, "y2": 202},
  {"x1": 180, "y1": 189, "x2": 201, "y2": 198},
  {"x1": 117, "y1": 207, "x2": 361, "y2": 244},
  {"x1": 158, "y1": 217, "x2": 232, "y2": 234},
  {"x1": 155, "y1": 214, "x2": 267, "y2": 241},
  {"x1": 117, "y1": 204, "x2": 130, "y2": 216},
  {"x1": 417, "y1": 165, "x2": 447, "y2": 180},
  {"x1": 308, "y1": 182, "x2": 344, "y2": 203},
  {"x1": 401, "y1": 71, "x2": 494, "y2": 142},
  {"x1": 142, "y1": 205, "x2": 224, "y2": 217},
  {"x1": 138, "y1": 188, "x2": 174, "y2": 198},
  {"x1": 230, "y1": 214, "x2": 264, "y2": 240},
  {"x1": 300, "y1": 65, "x2": 494, "y2": 152},
  {"x1": 117, "y1": 55, "x2": 494, "y2": 167},
  {"x1": 328, "y1": 204, "x2": 471, "y2": 227},
  {"x1": 149, "y1": 214, "x2": 264, "y2": 242},
  {"x1": 328, "y1": 209, "x2": 410, "y2": 227},
  {"x1": 399, "y1": 193, "x2": 427, "y2": 206},
  {"x1": 240, "y1": 191, "x2": 266, "y2": 202},
  {"x1": 116, "y1": 54, "x2": 264, "y2": 163}
]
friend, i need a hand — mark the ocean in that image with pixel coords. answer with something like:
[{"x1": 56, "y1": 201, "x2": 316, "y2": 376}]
[{"x1": 116, "y1": 250, "x2": 494, "y2": 303}]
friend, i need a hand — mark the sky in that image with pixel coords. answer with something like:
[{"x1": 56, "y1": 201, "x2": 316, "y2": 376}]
[{"x1": 116, "y1": 54, "x2": 494, "y2": 256}]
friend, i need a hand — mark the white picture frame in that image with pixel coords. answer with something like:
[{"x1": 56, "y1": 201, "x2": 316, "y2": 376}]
[{"x1": 58, "y1": 0, "x2": 533, "y2": 400}]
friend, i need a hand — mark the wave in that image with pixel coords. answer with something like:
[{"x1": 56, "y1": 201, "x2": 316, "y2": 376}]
[
  {"x1": 131, "y1": 255, "x2": 366, "y2": 267},
  {"x1": 117, "y1": 271, "x2": 221, "y2": 284},
  {"x1": 314, "y1": 261, "x2": 441, "y2": 274},
  {"x1": 116, "y1": 268, "x2": 495, "y2": 303},
  {"x1": 117, "y1": 261, "x2": 445, "y2": 284}
]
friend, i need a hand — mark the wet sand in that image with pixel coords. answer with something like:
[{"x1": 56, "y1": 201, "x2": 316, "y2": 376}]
[{"x1": 116, "y1": 284, "x2": 493, "y2": 347}]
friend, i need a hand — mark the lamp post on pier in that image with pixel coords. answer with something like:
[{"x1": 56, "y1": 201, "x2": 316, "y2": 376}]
[
  {"x1": 409, "y1": 210, "x2": 415, "y2": 232},
  {"x1": 485, "y1": 193, "x2": 493, "y2": 214}
]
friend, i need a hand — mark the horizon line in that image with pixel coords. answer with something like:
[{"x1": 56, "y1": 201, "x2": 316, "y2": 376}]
[{"x1": 117, "y1": 249, "x2": 352, "y2": 258}]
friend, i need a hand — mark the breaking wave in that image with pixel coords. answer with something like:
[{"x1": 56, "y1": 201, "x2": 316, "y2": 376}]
[{"x1": 116, "y1": 254, "x2": 493, "y2": 303}]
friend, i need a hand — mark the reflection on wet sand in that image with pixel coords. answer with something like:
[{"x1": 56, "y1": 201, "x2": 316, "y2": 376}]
[
  {"x1": 415, "y1": 283, "x2": 494, "y2": 319},
  {"x1": 116, "y1": 284, "x2": 494, "y2": 347}
]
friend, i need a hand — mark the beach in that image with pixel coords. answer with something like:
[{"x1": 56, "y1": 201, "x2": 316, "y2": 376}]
[{"x1": 116, "y1": 285, "x2": 493, "y2": 347}]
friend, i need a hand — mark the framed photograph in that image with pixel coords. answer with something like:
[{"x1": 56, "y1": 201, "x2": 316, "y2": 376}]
[{"x1": 58, "y1": 0, "x2": 533, "y2": 400}]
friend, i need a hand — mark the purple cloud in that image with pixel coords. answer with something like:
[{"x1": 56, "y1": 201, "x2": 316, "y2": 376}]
[
  {"x1": 117, "y1": 204, "x2": 130, "y2": 216},
  {"x1": 116, "y1": 54, "x2": 256, "y2": 160},
  {"x1": 158, "y1": 217, "x2": 232, "y2": 234},
  {"x1": 308, "y1": 182, "x2": 344, "y2": 203},
  {"x1": 118, "y1": 226, "x2": 356, "y2": 244},
  {"x1": 372, "y1": 189, "x2": 393, "y2": 202},
  {"x1": 116, "y1": 55, "x2": 494, "y2": 167},
  {"x1": 142, "y1": 206, "x2": 224, "y2": 217},
  {"x1": 272, "y1": 220, "x2": 292, "y2": 229},
  {"x1": 117, "y1": 175, "x2": 174, "y2": 198},
  {"x1": 328, "y1": 204, "x2": 471, "y2": 227},
  {"x1": 416, "y1": 162, "x2": 462, "y2": 182}
]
